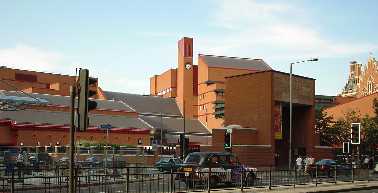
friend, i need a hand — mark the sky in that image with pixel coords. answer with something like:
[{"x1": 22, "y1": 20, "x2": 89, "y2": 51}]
[{"x1": 1, "y1": 0, "x2": 377, "y2": 95}]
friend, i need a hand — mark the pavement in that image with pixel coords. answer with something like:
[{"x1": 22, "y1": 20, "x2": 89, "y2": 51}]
[{"x1": 185, "y1": 180, "x2": 378, "y2": 193}]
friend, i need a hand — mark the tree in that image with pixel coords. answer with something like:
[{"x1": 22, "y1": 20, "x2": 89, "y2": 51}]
[
  {"x1": 361, "y1": 98, "x2": 378, "y2": 154},
  {"x1": 315, "y1": 108, "x2": 334, "y2": 145},
  {"x1": 315, "y1": 108, "x2": 359, "y2": 146}
]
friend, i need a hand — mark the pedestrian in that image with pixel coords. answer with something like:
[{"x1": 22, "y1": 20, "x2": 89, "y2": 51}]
[
  {"x1": 296, "y1": 156, "x2": 303, "y2": 171},
  {"x1": 363, "y1": 156, "x2": 369, "y2": 169},
  {"x1": 16, "y1": 152, "x2": 24, "y2": 177},
  {"x1": 304, "y1": 155, "x2": 310, "y2": 174}
]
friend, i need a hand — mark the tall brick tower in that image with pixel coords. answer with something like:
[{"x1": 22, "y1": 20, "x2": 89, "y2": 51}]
[{"x1": 176, "y1": 37, "x2": 194, "y2": 118}]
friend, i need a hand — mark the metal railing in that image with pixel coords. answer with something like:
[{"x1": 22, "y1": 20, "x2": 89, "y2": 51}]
[{"x1": 0, "y1": 164, "x2": 376, "y2": 193}]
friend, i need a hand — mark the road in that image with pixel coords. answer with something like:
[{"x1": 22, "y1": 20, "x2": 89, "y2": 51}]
[{"x1": 339, "y1": 189, "x2": 378, "y2": 193}]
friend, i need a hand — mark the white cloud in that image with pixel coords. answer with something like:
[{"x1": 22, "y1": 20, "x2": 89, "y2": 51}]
[
  {"x1": 0, "y1": 44, "x2": 70, "y2": 72},
  {"x1": 201, "y1": 0, "x2": 377, "y2": 60}
]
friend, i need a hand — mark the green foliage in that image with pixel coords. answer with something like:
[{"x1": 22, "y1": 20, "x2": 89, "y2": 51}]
[
  {"x1": 315, "y1": 108, "x2": 360, "y2": 146},
  {"x1": 361, "y1": 116, "x2": 378, "y2": 145},
  {"x1": 317, "y1": 98, "x2": 378, "y2": 149},
  {"x1": 77, "y1": 139, "x2": 133, "y2": 149},
  {"x1": 362, "y1": 98, "x2": 378, "y2": 148}
]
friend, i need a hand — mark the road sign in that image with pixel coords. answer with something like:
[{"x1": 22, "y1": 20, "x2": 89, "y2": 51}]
[{"x1": 99, "y1": 124, "x2": 113, "y2": 130}]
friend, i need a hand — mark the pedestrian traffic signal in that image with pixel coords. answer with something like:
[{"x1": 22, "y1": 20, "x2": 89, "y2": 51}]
[
  {"x1": 78, "y1": 69, "x2": 98, "y2": 132},
  {"x1": 350, "y1": 123, "x2": 361, "y2": 144},
  {"x1": 342, "y1": 142, "x2": 350, "y2": 154},
  {"x1": 224, "y1": 130, "x2": 231, "y2": 149}
]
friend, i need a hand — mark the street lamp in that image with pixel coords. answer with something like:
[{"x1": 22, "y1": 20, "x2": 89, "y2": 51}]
[{"x1": 289, "y1": 58, "x2": 318, "y2": 170}]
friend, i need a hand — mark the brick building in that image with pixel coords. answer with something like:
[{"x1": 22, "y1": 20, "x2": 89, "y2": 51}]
[
  {"x1": 0, "y1": 67, "x2": 210, "y2": 148},
  {"x1": 341, "y1": 56, "x2": 378, "y2": 98},
  {"x1": 150, "y1": 37, "x2": 332, "y2": 167},
  {"x1": 150, "y1": 37, "x2": 271, "y2": 130},
  {"x1": 208, "y1": 71, "x2": 331, "y2": 167}
]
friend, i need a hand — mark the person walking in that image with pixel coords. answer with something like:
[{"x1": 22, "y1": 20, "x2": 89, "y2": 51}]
[
  {"x1": 16, "y1": 152, "x2": 24, "y2": 178},
  {"x1": 296, "y1": 156, "x2": 303, "y2": 172}
]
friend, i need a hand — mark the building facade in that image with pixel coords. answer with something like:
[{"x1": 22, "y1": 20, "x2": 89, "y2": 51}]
[
  {"x1": 0, "y1": 66, "x2": 210, "y2": 148},
  {"x1": 150, "y1": 37, "x2": 272, "y2": 130},
  {"x1": 341, "y1": 56, "x2": 378, "y2": 98},
  {"x1": 220, "y1": 71, "x2": 331, "y2": 167}
]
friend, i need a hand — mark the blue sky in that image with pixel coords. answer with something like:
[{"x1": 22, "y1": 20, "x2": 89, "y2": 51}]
[{"x1": 1, "y1": 0, "x2": 377, "y2": 95}]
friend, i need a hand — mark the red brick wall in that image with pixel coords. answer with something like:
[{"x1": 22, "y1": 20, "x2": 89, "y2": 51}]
[
  {"x1": 15, "y1": 128, "x2": 150, "y2": 147},
  {"x1": 224, "y1": 71, "x2": 273, "y2": 145},
  {"x1": 232, "y1": 146, "x2": 274, "y2": 167}
]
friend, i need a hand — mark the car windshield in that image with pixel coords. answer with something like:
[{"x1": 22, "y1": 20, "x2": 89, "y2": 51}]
[
  {"x1": 316, "y1": 159, "x2": 336, "y2": 165},
  {"x1": 158, "y1": 157, "x2": 171, "y2": 162},
  {"x1": 184, "y1": 154, "x2": 201, "y2": 164}
]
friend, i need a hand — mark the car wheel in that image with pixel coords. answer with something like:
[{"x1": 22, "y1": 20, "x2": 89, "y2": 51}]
[{"x1": 209, "y1": 176, "x2": 219, "y2": 188}]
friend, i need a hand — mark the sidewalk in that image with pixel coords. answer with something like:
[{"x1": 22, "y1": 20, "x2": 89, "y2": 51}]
[{"x1": 188, "y1": 180, "x2": 378, "y2": 193}]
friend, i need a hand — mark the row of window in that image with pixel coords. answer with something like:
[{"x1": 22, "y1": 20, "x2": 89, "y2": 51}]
[
  {"x1": 157, "y1": 87, "x2": 173, "y2": 96},
  {"x1": 198, "y1": 91, "x2": 224, "y2": 100}
]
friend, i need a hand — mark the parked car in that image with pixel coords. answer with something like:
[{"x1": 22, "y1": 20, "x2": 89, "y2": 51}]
[
  {"x1": 154, "y1": 157, "x2": 182, "y2": 172},
  {"x1": 308, "y1": 159, "x2": 351, "y2": 177},
  {"x1": 56, "y1": 156, "x2": 70, "y2": 167},
  {"x1": 102, "y1": 156, "x2": 127, "y2": 168},
  {"x1": 80, "y1": 156, "x2": 101, "y2": 168},
  {"x1": 177, "y1": 152, "x2": 257, "y2": 187}
]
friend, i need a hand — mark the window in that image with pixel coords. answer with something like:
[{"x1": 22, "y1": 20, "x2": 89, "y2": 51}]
[{"x1": 15, "y1": 73, "x2": 37, "y2": 82}]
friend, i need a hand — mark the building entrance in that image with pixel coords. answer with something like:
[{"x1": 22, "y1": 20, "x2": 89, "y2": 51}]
[{"x1": 275, "y1": 104, "x2": 311, "y2": 168}]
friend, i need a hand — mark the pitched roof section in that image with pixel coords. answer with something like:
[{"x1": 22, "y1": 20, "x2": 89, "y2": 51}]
[
  {"x1": 103, "y1": 91, "x2": 182, "y2": 116},
  {"x1": 140, "y1": 115, "x2": 209, "y2": 134},
  {"x1": 0, "y1": 90, "x2": 133, "y2": 111},
  {"x1": 0, "y1": 109, "x2": 150, "y2": 129},
  {"x1": 199, "y1": 54, "x2": 272, "y2": 71}
]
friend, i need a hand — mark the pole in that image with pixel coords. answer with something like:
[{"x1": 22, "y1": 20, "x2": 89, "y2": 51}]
[
  {"x1": 105, "y1": 127, "x2": 109, "y2": 176},
  {"x1": 182, "y1": 100, "x2": 186, "y2": 159},
  {"x1": 160, "y1": 112, "x2": 163, "y2": 153},
  {"x1": 289, "y1": 63, "x2": 293, "y2": 170},
  {"x1": 69, "y1": 85, "x2": 76, "y2": 193}
]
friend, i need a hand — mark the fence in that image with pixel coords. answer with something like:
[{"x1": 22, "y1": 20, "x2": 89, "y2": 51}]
[{"x1": 0, "y1": 164, "x2": 376, "y2": 193}]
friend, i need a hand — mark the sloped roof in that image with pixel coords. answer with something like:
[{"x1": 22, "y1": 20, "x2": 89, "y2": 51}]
[
  {"x1": 140, "y1": 115, "x2": 209, "y2": 134},
  {"x1": 103, "y1": 91, "x2": 182, "y2": 116},
  {"x1": 0, "y1": 109, "x2": 150, "y2": 129},
  {"x1": 0, "y1": 90, "x2": 133, "y2": 111},
  {"x1": 200, "y1": 54, "x2": 272, "y2": 71}
]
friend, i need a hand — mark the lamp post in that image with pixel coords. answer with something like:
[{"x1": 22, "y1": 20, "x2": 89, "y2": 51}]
[{"x1": 288, "y1": 58, "x2": 318, "y2": 170}]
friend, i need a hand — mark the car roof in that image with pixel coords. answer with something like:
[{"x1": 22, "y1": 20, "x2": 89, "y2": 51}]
[{"x1": 187, "y1": 152, "x2": 233, "y2": 157}]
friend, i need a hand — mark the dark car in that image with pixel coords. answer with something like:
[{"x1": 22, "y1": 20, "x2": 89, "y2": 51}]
[
  {"x1": 154, "y1": 157, "x2": 182, "y2": 172},
  {"x1": 308, "y1": 159, "x2": 351, "y2": 177},
  {"x1": 80, "y1": 156, "x2": 101, "y2": 167},
  {"x1": 178, "y1": 152, "x2": 257, "y2": 187}
]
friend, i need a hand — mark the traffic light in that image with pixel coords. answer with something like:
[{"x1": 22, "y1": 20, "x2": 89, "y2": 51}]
[
  {"x1": 350, "y1": 123, "x2": 361, "y2": 144},
  {"x1": 224, "y1": 130, "x2": 231, "y2": 149},
  {"x1": 78, "y1": 69, "x2": 98, "y2": 132},
  {"x1": 179, "y1": 134, "x2": 189, "y2": 158}
]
